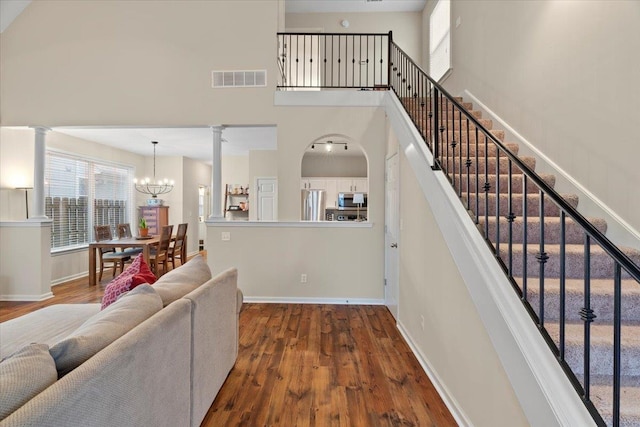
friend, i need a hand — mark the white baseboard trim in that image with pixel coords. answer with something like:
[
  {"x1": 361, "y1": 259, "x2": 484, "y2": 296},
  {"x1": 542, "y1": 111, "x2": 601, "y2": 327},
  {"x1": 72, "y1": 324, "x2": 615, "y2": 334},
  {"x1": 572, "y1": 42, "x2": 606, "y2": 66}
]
[
  {"x1": 243, "y1": 296, "x2": 385, "y2": 305},
  {"x1": 51, "y1": 272, "x2": 88, "y2": 287},
  {"x1": 463, "y1": 89, "x2": 640, "y2": 249},
  {"x1": 0, "y1": 292, "x2": 53, "y2": 302},
  {"x1": 396, "y1": 321, "x2": 471, "y2": 427}
]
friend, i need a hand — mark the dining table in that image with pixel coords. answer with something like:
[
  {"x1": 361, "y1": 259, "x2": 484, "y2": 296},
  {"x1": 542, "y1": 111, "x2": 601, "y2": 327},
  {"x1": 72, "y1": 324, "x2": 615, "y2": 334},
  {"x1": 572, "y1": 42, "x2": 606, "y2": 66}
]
[{"x1": 88, "y1": 235, "x2": 161, "y2": 286}]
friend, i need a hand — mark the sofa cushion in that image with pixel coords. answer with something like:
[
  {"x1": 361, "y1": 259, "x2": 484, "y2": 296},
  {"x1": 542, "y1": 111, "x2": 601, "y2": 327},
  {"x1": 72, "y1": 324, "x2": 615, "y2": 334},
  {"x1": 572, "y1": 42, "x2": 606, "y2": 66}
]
[
  {"x1": 0, "y1": 343, "x2": 57, "y2": 420},
  {"x1": 50, "y1": 284, "x2": 162, "y2": 377},
  {"x1": 101, "y1": 254, "x2": 157, "y2": 309},
  {"x1": 0, "y1": 304, "x2": 100, "y2": 360},
  {"x1": 152, "y1": 254, "x2": 211, "y2": 306}
]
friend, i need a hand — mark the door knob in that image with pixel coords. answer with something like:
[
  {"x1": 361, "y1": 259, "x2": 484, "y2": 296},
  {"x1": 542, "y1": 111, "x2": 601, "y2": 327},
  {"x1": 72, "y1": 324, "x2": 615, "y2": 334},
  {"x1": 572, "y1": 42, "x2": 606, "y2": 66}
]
[{"x1": 390, "y1": 243, "x2": 398, "y2": 248}]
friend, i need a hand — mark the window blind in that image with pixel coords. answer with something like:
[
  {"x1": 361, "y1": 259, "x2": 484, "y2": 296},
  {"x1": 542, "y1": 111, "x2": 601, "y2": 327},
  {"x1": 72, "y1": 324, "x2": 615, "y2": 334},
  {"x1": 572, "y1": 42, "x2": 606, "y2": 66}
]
[
  {"x1": 45, "y1": 151, "x2": 134, "y2": 251},
  {"x1": 429, "y1": 0, "x2": 451, "y2": 82}
]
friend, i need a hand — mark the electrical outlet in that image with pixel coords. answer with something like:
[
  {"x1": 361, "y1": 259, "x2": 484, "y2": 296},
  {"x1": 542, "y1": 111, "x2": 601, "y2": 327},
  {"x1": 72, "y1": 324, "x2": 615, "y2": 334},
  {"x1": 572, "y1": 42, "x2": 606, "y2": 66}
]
[
  {"x1": 221, "y1": 232, "x2": 230, "y2": 241},
  {"x1": 420, "y1": 315, "x2": 425, "y2": 331},
  {"x1": 301, "y1": 274, "x2": 307, "y2": 284}
]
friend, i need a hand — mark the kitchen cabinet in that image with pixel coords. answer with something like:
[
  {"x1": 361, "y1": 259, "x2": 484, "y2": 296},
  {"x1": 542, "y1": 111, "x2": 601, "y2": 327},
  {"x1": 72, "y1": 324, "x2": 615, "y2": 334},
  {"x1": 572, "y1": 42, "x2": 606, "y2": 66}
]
[
  {"x1": 138, "y1": 206, "x2": 169, "y2": 235},
  {"x1": 336, "y1": 178, "x2": 368, "y2": 193}
]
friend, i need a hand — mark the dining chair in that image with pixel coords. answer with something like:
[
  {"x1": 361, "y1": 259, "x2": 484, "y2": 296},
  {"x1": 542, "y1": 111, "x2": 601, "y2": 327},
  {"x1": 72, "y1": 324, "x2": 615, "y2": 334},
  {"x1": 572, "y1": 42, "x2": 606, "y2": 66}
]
[
  {"x1": 150, "y1": 225, "x2": 173, "y2": 276},
  {"x1": 169, "y1": 223, "x2": 188, "y2": 269},
  {"x1": 117, "y1": 223, "x2": 143, "y2": 256},
  {"x1": 94, "y1": 225, "x2": 131, "y2": 281}
]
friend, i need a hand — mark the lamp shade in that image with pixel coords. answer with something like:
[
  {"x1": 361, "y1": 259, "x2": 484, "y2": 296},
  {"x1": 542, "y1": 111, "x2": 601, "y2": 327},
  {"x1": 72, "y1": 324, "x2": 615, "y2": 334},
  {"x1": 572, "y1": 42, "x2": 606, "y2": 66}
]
[{"x1": 352, "y1": 193, "x2": 365, "y2": 204}]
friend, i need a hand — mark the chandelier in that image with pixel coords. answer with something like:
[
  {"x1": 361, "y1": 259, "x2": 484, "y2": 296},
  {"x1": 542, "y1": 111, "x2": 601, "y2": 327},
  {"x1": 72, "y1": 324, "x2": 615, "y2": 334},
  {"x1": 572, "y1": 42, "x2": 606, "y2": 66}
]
[{"x1": 134, "y1": 141, "x2": 174, "y2": 198}]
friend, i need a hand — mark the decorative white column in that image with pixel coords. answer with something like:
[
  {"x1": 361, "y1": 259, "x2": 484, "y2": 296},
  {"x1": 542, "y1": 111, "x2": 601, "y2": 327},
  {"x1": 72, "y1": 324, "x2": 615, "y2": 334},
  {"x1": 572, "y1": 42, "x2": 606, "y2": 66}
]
[
  {"x1": 209, "y1": 126, "x2": 224, "y2": 220},
  {"x1": 30, "y1": 126, "x2": 50, "y2": 220}
]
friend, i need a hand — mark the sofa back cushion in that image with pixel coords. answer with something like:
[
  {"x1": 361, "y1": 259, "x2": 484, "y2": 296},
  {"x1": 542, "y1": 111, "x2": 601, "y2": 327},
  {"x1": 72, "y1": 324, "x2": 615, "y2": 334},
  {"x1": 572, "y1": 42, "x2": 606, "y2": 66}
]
[
  {"x1": 0, "y1": 344, "x2": 57, "y2": 420},
  {"x1": 49, "y1": 284, "x2": 162, "y2": 376},
  {"x1": 152, "y1": 254, "x2": 211, "y2": 306}
]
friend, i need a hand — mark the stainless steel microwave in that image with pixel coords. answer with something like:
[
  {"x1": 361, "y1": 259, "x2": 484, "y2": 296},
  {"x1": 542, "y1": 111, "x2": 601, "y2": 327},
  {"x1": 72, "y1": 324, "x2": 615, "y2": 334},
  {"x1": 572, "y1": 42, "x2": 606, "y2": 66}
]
[{"x1": 338, "y1": 193, "x2": 367, "y2": 209}]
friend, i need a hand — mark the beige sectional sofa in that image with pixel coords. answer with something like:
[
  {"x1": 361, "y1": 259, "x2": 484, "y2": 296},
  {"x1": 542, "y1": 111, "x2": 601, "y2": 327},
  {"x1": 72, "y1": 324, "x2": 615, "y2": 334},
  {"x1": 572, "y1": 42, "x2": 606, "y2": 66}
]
[{"x1": 0, "y1": 255, "x2": 242, "y2": 427}]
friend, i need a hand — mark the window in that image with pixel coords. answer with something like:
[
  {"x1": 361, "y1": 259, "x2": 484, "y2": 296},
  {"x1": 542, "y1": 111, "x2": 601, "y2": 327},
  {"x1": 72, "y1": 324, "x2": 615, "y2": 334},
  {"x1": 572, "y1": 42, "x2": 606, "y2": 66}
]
[
  {"x1": 45, "y1": 150, "x2": 134, "y2": 251},
  {"x1": 429, "y1": 0, "x2": 451, "y2": 82}
]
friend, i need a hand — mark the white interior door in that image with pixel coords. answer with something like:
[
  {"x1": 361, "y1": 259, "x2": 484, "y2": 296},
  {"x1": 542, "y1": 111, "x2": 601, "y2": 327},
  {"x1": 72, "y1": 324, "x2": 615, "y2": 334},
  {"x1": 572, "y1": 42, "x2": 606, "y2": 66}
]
[
  {"x1": 385, "y1": 154, "x2": 400, "y2": 319},
  {"x1": 256, "y1": 178, "x2": 277, "y2": 221}
]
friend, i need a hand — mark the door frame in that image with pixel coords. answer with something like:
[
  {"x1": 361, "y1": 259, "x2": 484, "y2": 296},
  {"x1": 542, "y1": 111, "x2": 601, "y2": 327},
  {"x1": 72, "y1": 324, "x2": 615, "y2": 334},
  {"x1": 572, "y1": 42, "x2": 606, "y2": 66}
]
[{"x1": 385, "y1": 153, "x2": 400, "y2": 320}]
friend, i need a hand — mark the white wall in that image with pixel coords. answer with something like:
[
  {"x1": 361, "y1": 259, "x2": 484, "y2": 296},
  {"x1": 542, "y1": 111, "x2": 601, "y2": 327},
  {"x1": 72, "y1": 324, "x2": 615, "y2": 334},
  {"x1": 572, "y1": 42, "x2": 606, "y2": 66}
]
[
  {"x1": 0, "y1": 0, "x2": 280, "y2": 126},
  {"x1": 445, "y1": 0, "x2": 640, "y2": 238},
  {"x1": 285, "y1": 11, "x2": 423, "y2": 65},
  {"x1": 301, "y1": 152, "x2": 367, "y2": 177},
  {"x1": 397, "y1": 149, "x2": 528, "y2": 426}
]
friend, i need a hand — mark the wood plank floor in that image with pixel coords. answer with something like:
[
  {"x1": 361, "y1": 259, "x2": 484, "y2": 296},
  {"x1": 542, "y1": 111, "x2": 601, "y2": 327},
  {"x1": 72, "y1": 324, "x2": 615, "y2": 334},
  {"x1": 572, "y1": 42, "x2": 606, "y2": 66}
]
[
  {"x1": 202, "y1": 303, "x2": 457, "y2": 427},
  {"x1": 1, "y1": 271, "x2": 457, "y2": 426}
]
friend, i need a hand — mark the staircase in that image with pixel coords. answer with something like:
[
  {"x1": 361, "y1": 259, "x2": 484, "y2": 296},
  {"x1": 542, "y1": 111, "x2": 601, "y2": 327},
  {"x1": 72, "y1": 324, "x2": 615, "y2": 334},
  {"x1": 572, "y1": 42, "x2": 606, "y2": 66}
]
[{"x1": 399, "y1": 95, "x2": 640, "y2": 426}]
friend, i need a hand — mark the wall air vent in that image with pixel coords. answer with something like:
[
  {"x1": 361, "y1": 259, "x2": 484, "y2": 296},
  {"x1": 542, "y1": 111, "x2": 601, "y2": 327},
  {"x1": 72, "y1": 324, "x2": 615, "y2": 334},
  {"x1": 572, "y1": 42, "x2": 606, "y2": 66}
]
[
  {"x1": 366, "y1": 0, "x2": 383, "y2": 2},
  {"x1": 211, "y1": 70, "x2": 267, "y2": 88}
]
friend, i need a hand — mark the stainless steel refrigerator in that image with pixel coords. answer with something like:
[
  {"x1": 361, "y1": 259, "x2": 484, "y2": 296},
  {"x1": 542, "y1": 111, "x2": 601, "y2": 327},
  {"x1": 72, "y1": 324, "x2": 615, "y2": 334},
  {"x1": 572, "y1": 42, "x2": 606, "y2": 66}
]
[{"x1": 301, "y1": 189, "x2": 326, "y2": 221}]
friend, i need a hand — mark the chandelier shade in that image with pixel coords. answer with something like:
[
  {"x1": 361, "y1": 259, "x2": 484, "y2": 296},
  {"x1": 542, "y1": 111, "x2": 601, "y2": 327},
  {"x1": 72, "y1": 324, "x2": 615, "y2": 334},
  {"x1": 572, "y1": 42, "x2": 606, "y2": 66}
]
[{"x1": 134, "y1": 141, "x2": 174, "y2": 198}]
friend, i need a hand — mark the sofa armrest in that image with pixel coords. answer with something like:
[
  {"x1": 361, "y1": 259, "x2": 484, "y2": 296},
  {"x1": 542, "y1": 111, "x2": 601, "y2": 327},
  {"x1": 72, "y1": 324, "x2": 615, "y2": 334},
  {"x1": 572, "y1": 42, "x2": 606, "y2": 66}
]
[{"x1": 183, "y1": 267, "x2": 238, "y2": 427}]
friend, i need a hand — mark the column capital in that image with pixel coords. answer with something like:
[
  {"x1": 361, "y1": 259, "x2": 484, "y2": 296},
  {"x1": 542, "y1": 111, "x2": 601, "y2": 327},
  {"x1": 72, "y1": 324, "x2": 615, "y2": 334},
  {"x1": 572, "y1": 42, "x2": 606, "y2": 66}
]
[{"x1": 29, "y1": 126, "x2": 51, "y2": 136}]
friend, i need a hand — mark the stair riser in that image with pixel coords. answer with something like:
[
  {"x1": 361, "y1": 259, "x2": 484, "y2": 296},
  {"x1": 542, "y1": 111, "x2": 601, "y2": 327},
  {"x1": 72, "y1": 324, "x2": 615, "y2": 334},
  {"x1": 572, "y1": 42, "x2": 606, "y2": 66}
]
[
  {"x1": 564, "y1": 341, "x2": 640, "y2": 377},
  {"x1": 418, "y1": 126, "x2": 506, "y2": 142},
  {"x1": 505, "y1": 248, "x2": 639, "y2": 280},
  {"x1": 443, "y1": 156, "x2": 535, "y2": 175},
  {"x1": 452, "y1": 174, "x2": 555, "y2": 195},
  {"x1": 468, "y1": 193, "x2": 578, "y2": 217},
  {"x1": 526, "y1": 288, "x2": 640, "y2": 322},
  {"x1": 481, "y1": 218, "x2": 603, "y2": 245},
  {"x1": 441, "y1": 142, "x2": 520, "y2": 157},
  {"x1": 411, "y1": 117, "x2": 494, "y2": 130}
]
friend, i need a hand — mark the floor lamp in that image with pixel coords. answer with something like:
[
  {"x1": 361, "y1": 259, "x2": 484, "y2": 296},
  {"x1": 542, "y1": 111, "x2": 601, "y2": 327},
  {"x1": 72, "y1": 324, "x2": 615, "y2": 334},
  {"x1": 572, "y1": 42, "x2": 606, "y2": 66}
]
[{"x1": 15, "y1": 187, "x2": 32, "y2": 219}]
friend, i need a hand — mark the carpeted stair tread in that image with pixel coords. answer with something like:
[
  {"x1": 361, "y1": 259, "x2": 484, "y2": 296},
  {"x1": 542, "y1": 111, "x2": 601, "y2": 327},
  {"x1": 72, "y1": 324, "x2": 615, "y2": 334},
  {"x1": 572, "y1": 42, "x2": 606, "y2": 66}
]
[
  {"x1": 590, "y1": 376, "x2": 640, "y2": 427},
  {"x1": 444, "y1": 154, "x2": 536, "y2": 174},
  {"x1": 469, "y1": 192, "x2": 579, "y2": 217},
  {"x1": 480, "y1": 215, "x2": 607, "y2": 244},
  {"x1": 419, "y1": 126, "x2": 506, "y2": 142},
  {"x1": 452, "y1": 172, "x2": 556, "y2": 195},
  {"x1": 443, "y1": 141, "x2": 520, "y2": 157},
  {"x1": 505, "y1": 244, "x2": 640, "y2": 280},
  {"x1": 519, "y1": 276, "x2": 640, "y2": 322},
  {"x1": 544, "y1": 322, "x2": 640, "y2": 378}
]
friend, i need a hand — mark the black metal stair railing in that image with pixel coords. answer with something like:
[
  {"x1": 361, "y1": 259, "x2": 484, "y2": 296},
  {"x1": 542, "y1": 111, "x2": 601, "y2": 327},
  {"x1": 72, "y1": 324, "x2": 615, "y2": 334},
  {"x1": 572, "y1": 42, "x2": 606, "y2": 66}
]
[
  {"x1": 389, "y1": 40, "x2": 640, "y2": 427},
  {"x1": 275, "y1": 32, "x2": 640, "y2": 427}
]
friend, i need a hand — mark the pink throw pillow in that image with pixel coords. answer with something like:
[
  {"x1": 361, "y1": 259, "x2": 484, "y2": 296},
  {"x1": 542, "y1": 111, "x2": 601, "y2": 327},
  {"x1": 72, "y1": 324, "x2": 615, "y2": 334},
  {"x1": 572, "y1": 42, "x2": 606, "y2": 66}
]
[{"x1": 101, "y1": 254, "x2": 156, "y2": 309}]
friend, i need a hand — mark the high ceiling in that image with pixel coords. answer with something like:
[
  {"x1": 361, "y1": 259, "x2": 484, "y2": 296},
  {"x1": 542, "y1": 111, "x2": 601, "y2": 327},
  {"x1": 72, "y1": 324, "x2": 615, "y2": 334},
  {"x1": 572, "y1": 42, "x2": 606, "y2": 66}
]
[{"x1": 2, "y1": 0, "x2": 425, "y2": 162}]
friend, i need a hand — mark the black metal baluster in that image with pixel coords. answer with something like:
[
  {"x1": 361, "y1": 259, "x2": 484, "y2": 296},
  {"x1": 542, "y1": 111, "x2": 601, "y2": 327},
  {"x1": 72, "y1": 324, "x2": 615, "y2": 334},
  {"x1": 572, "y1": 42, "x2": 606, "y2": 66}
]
[
  {"x1": 380, "y1": 34, "x2": 383, "y2": 86},
  {"x1": 507, "y1": 159, "x2": 515, "y2": 274},
  {"x1": 444, "y1": 98, "x2": 450, "y2": 175},
  {"x1": 613, "y1": 263, "x2": 622, "y2": 427},
  {"x1": 559, "y1": 211, "x2": 566, "y2": 360},
  {"x1": 466, "y1": 118, "x2": 471, "y2": 211},
  {"x1": 432, "y1": 87, "x2": 440, "y2": 170},
  {"x1": 323, "y1": 35, "x2": 327, "y2": 87},
  {"x1": 581, "y1": 235, "x2": 594, "y2": 401},
  {"x1": 337, "y1": 35, "x2": 341, "y2": 87},
  {"x1": 458, "y1": 109, "x2": 463, "y2": 197},
  {"x1": 522, "y1": 175, "x2": 528, "y2": 300},
  {"x1": 366, "y1": 35, "x2": 370, "y2": 88},
  {"x1": 537, "y1": 192, "x2": 547, "y2": 327},
  {"x1": 483, "y1": 134, "x2": 490, "y2": 238},
  {"x1": 359, "y1": 35, "x2": 362, "y2": 87},
  {"x1": 330, "y1": 35, "x2": 334, "y2": 87},
  {"x1": 495, "y1": 149, "x2": 501, "y2": 253},
  {"x1": 474, "y1": 127, "x2": 479, "y2": 224}
]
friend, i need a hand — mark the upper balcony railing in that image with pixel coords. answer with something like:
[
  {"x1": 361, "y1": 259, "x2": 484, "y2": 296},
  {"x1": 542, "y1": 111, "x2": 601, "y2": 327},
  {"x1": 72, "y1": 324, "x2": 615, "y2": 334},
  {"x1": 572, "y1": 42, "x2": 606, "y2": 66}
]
[
  {"x1": 276, "y1": 31, "x2": 640, "y2": 427},
  {"x1": 277, "y1": 32, "x2": 391, "y2": 89}
]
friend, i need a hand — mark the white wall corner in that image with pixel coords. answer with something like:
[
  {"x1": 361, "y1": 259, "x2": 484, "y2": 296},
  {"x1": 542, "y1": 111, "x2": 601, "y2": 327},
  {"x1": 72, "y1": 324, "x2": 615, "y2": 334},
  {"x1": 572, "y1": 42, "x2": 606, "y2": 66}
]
[
  {"x1": 384, "y1": 91, "x2": 596, "y2": 427},
  {"x1": 462, "y1": 89, "x2": 640, "y2": 251}
]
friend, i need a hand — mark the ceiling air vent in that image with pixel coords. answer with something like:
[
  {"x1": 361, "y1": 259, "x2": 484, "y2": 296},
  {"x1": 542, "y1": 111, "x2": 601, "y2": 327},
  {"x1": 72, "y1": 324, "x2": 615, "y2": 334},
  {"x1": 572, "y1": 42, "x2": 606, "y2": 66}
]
[{"x1": 211, "y1": 70, "x2": 267, "y2": 88}]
